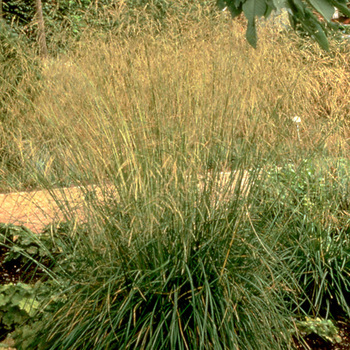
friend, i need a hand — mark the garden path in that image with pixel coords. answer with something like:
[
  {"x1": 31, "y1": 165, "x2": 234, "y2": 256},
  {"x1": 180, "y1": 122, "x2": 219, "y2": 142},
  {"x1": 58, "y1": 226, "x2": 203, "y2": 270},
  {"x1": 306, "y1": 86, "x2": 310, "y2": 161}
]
[
  {"x1": 0, "y1": 171, "x2": 251, "y2": 233},
  {"x1": 0, "y1": 184, "x2": 108, "y2": 233}
]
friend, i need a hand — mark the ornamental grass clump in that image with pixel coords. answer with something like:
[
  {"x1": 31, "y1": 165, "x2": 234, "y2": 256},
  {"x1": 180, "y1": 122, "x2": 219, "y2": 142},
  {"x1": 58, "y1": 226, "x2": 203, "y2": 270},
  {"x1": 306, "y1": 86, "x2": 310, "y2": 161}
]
[{"x1": 25, "y1": 161, "x2": 295, "y2": 350}]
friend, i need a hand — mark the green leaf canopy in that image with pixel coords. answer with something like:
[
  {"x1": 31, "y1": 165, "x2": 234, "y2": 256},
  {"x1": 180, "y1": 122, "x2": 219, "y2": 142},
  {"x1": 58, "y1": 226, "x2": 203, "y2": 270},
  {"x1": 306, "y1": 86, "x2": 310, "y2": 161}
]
[{"x1": 219, "y1": 0, "x2": 350, "y2": 50}]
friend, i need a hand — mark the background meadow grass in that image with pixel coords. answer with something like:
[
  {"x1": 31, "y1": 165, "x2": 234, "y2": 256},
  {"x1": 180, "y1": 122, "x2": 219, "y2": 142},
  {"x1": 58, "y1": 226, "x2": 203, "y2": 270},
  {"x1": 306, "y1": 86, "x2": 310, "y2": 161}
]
[
  {"x1": 1, "y1": 1, "x2": 350, "y2": 348},
  {"x1": 2, "y1": 5, "x2": 350, "y2": 192}
]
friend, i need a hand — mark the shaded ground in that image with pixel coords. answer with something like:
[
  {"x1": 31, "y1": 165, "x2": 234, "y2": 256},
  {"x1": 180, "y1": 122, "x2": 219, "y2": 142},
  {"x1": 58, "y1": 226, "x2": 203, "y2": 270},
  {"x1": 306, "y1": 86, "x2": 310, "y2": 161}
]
[{"x1": 0, "y1": 243, "x2": 46, "y2": 284}]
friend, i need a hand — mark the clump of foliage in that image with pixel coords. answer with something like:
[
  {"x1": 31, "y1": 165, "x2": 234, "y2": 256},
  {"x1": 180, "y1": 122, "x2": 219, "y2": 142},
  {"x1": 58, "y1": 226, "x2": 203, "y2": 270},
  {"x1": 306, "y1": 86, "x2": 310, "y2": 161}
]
[
  {"x1": 219, "y1": 0, "x2": 350, "y2": 50},
  {"x1": 0, "y1": 223, "x2": 58, "y2": 284},
  {"x1": 0, "y1": 223, "x2": 83, "y2": 348},
  {"x1": 296, "y1": 317, "x2": 342, "y2": 344},
  {"x1": 256, "y1": 158, "x2": 350, "y2": 221},
  {"x1": 3, "y1": 0, "x2": 350, "y2": 51},
  {"x1": 1, "y1": 0, "x2": 219, "y2": 51},
  {"x1": 0, "y1": 280, "x2": 68, "y2": 350},
  {"x1": 0, "y1": 282, "x2": 40, "y2": 340}
]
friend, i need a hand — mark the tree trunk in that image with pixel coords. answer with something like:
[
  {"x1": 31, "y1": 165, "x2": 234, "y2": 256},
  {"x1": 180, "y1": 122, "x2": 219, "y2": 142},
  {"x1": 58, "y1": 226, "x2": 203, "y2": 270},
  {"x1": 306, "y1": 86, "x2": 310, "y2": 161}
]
[{"x1": 34, "y1": 0, "x2": 48, "y2": 56}]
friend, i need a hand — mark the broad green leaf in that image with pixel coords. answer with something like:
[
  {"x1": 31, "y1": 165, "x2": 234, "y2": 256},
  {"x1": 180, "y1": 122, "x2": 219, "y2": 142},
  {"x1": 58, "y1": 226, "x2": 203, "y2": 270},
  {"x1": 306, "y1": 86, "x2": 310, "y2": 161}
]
[
  {"x1": 2, "y1": 306, "x2": 27, "y2": 326},
  {"x1": 0, "y1": 294, "x2": 10, "y2": 307},
  {"x1": 0, "y1": 284, "x2": 14, "y2": 292},
  {"x1": 16, "y1": 282, "x2": 33, "y2": 291},
  {"x1": 19, "y1": 298, "x2": 40, "y2": 316},
  {"x1": 311, "y1": 25, "x2": 329, "y2": 51},
  {"x1": 12, "y1": 246, "x2": 23, "y2": 253},
  {"x1": 302, "y1": 16, "x2": 329, "y2": 51},
  {"x1": 228, "y1": 4, "x2": 244, "y2": 17},
  {"x1": 309, "y1": 0, "x2": 334, "y2": 21},
  {"x1": 243, "y1": 0, "x2": 268, "y2": 22},
  {"x1": 26, "y1": 245, "x2": 39, "y2": 255},
  {"x1": 246, "y1": 20, "x2": 258, "y2": 48},
  {"x1": 11, "y1": 292, "x2": 23, "y2": 306}
]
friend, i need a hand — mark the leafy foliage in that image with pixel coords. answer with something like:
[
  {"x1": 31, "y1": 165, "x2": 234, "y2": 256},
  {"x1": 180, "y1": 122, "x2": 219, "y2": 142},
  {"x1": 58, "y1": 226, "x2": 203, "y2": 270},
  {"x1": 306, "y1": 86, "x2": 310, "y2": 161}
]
[
  {"x1": 255, "y1": 158, "x2": 350, "y2": 222},
  {"x1": 0, "y1": 282, "x2": 40, "y2": 340},
  {"x1": 0, "y1": 223, "x2": 58, "y2": 283},
  {"x1": 0, "y1": 223, "x2": 77, "y2": 348},
  {"x1": 218, "y1": 0, "x2": 350, "y2": 49},
  {"x1": 2, "y1": 0, "x2": 34, "y2": 27},
  {"x1": 0, "y1": 279, "x2": 68, "y2": 349},
  {"x1": 296, "y1": 317, "x2": 342, "y2": 343},
  {"x1": 2, "y1": 0, "x2": 350, "y2": 50}
]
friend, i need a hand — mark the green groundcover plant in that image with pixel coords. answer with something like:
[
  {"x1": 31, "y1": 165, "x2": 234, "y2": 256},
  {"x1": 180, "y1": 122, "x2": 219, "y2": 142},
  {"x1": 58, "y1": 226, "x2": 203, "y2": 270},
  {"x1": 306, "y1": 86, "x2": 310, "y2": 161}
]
[
  {"x1": 0, "y1": 282, "x2": 40, "y2": 337},
  {"x1": 295, "y1": 317, "x2": 342, "y2": 343}
]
